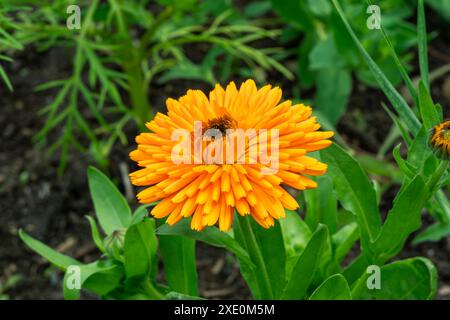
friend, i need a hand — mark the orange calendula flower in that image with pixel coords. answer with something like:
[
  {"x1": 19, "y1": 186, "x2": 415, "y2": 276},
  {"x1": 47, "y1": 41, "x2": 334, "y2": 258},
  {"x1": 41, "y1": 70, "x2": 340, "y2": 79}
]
[
  {"x1": 429, "y1": 119, "x2": 450, "y2": 159},
  {"x1": 129, "y1": 80, "x2": 334, "y2": 231}
]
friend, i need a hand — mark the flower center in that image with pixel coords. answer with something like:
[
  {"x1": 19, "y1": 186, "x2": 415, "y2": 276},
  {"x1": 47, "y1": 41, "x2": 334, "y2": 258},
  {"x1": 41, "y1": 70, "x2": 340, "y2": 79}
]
[
  {"x1": 204, "y1": 114, "x2": 236, "y2": 136},
  {"x1": 442, "y1": 129, "x2": 450, "y2": 142}
]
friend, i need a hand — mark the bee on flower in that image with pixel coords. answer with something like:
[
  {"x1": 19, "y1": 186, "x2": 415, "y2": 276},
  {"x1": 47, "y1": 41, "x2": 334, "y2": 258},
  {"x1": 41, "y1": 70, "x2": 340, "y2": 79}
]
[{"x1": 129, "y1": 80, "x2": 334, "y2": 231}]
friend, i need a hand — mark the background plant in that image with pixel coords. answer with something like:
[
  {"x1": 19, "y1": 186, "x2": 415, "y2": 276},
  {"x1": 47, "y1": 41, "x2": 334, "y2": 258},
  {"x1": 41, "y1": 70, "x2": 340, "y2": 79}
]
[
  {"x1": 269, "y1": 0, "x2": 418, "y2": 125},
  {"x1": 0, "y1": 0, "x2": 292, "y2": 173}
]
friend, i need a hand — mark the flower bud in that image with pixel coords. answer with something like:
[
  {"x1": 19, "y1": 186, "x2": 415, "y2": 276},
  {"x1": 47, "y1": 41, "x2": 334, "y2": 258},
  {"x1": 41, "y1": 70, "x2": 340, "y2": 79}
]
[{"x1": 103, "y1": 228, "x2": 126, "y2": 262}]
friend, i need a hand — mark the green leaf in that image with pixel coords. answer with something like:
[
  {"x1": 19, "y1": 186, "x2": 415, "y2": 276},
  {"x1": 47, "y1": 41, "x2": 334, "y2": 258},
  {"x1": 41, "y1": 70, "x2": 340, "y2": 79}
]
[
  {"x1": 83, "y1": 266, "x2": 123, "y2": 297},
  {"x1": 279, "y1": 210, "x2": 312, "y2": 277},
  {"x1": 85, "y1": 215, "x2": 106, "y2": 253},
  {"x1": 232, "y1": 215, "x2": 280, "y2": 299},
  {"x1": 124, "y1": 218, "x2": 157, "y2": 280},
  {"x1": 63, "y1": 261, "x2": 120, "y2": 300},
  {"x1": 19, "y1": 229, "x2": 80, "y2": 270},
  {"x1": 280, "y1": 224, "x2": 328, "y2": 299},
  {"x1": 305, "y1": 172, "x2": 338, "y2": 233},
  {"x1": 342, "y1": 254, "x2": 370, "y2": 285},
  {"x1": 364, "y1": 0, "x2": 418, "y2": 104},
  {"x1": 130, "y1": 204, "x2": 156, "y2": 226},
  {"x1": 330, "y1": 0, "x2": 421, "y2": 135},
  {"x1": 407, "y1": 126, "x2": 431, "y2": 170},
  {"x1": 315, "y1": 68, "x2": 352, "y2": 125},
  {"x1": 321, "y1": 144, "x2": 381, "y2": 256},
  {"x1": 309, "y1": 36, "x2": 343, "y2": 70},
  {"x1": 418, "y1": 81, "x2": 440, "y2": 130},
  {"x1": 413, "y1": 222, "x2": 450, "y2": 244},
  {"x1": 393, "y1": 144, "x2": 416, "y2": 178},
  {"x1": 352, "y1": 258, "x2": 437, "y2": 300},
  {"x1": 156, "y1": 219, "x2": 253, "y2": 268},
  {"x1": 418, "y1": 0, "x2": 429, "y2": 89},
  {"x1": 426, "y1": 0, "x2": 450, "y2": 21},
  {"x1": 247, "y1": 218, "x2": 286, "y2": 298},
  {"x1": 159, "y1": 235, "x2": 198, "y2": 296},
  {"x1": 0, "y1": 64, "x2": 13, "y2": 92},
  {"x1": 356, "y1": 153, "x2": 402, "y2": 184},
  {"x1": 307, "y1": 0, "x2": 332, "y2": 16},
  {"x1": 309, "y1": 274, "x2": 351, "y2": 300},
  {"x1": 270, "y1": 0, "x2": 314, "y2": 30},
  {"x1": 372, "y1": 175, "x2": 428, "y2": 263},
  {"x1": 332, "y1": 222, "x2": 359, "y2": 264},
  {"x1": 87, "y1": 166, "x2": 131, "y2": 235},
  {"x1": 381, "y1": 102, "x2": 412, "y2": 146}
]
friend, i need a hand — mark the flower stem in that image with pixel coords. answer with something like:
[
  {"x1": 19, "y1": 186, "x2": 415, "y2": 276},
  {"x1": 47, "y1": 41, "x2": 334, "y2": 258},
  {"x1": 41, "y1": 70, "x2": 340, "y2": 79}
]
[
  {"x1": 237, "y1": 215, "x2": 273, "y2": 299},
  {"x1": 124, "y1": 54, "x2": 152, "y2": 129}
]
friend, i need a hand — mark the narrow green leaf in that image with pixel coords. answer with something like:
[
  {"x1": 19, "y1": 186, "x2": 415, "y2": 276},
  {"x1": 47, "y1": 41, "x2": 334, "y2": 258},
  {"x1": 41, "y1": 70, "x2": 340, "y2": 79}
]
[
  {"x1": 418, "y1": 0, "x2": 429, "y2": 90},
  {"x1": 124, "y1": 218, "x2": 157, "y2": 279},
  {"x1": 330, "y1": 0, "x2": 421, "y2": 135},
  {"x1": 426, "y1": 0, "x2": 450, "y2": 21},
  {"x1": 418, "y1": 81, "x2": 440, "y2": 130},
  {"x1": 0, "y1": 64, "x2": 13, "y2": 91},
  {"x1": 332, "y1": 222, "x2": 359, "y2": 264},
  {"x1": 365, "y1": 0, "x2": 418, "y2": 104},
  {"x1": 87, "y1": 166, "x2": 131, "y2": 235},
  {"x1": 233, "y1": 215, "x2": 273, "y2": 299},
  {"x1": 85, "y1": 216, "x2": 106, "y2": 253},
  {"x1": 159, "y1": 235, "x2": 198, "y2": 296},
  {"x1": 342, "y1": 254, "x2": 370, "y2": 285},
  {"x1": 249, "y1": 219, "x2": 286, "y2": 298},
  {"x1": 279, "y1": 210, "x2": 312, "y2": 279},
  {"x1": 407, "y1": 126, "x2": 431, "y2": 169},
  {"x1": 393, "y1": 144, "x2": 416, "y2": 178},
  {"x1": 309, "y1": 274, "x2": 351, "y2": 300},
  {"x1": 413, "y1": 222, "x2": 450, "y2": 244},
  {"x1": 372, "y1": 175, "x2": 428, "y2": 263},
  {"x1": 156, "y1": 219, "x2": 253, "y2": 268},
  {"x1": 305, "y1": 173, "x2": 338, "y2": 233},
  {"x1": 321, "y1": 144, "x2": 381, "y2": 256},
  {"x1": 381, "y1": 102, "x2": 412, "y2": 145},
  {"x1": 19, "y1": 230, "x2": 80, "y2": 270},
  {"x1": 280, "y1": 210, "x2": 312, "y2": 257},
  {"x1": 280, "y1": 225, "x2": 328, "y2": 299}
]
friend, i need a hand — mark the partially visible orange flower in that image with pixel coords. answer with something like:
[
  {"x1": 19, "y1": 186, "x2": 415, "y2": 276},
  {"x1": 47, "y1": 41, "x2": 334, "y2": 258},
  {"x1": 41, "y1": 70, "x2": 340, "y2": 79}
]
[
  {"x1": 430, "y1": 119, "x2": 450, "y2": 159},
  {"x1": 129, "y1": 80, "x2": 334, "y2": 231}
]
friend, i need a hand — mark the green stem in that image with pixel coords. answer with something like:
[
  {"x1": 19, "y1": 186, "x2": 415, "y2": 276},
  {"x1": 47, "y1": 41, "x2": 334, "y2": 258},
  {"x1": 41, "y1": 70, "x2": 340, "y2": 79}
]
[
  {"x1": 110, "y1": 0, "x2": 151, "y2": 129},
  {"x1": 140, "y1": 6, "x2": 174, "y2": 52},
  {"x1": 237, "y1": 215, "x2": 273, "y2": 299},
  {"x1": 142, "y1": 279, "x2": 164, "y2": 300},
  {"x1": 427, "y1": 160, "x2": 449, "y2": 191},
  {"x1": 123, "y1": 52, "x2": 152, "y2": 129}
]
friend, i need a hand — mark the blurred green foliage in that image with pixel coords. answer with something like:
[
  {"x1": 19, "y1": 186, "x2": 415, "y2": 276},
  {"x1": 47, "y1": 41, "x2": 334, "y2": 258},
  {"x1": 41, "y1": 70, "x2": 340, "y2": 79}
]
[{"x1": 271, "y1": 0, "x2": 418, "y2": 124}]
